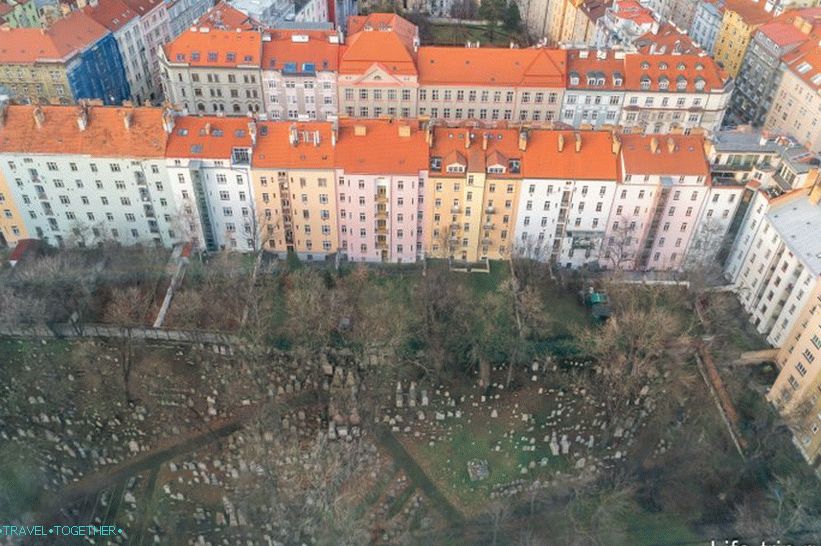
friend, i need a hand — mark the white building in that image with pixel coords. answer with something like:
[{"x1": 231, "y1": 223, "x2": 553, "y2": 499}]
[{"x1": 125, "y1": 0, "x2": 172, "y2": 96}]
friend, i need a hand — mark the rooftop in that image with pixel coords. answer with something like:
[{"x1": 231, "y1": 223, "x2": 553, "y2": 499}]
[
  {"x1": 165, "y1": 115, "x2": 253, "y2": 159},
  {"x1": 635, "y1": 24, "x2": 703, "y2": 55},
  {"x1": 723, "y1": 0, "x2": 772, "y2": 26},
  {"x1": 162, "y1": 28, "x2": 262, "y2": 67},
  {"x1": 83, "y1": 0, "x2": 139, "y2": 32},
  {"x1": 253, "y1": 121, "x2": 335, "y2": 169},
  {"x1": 611, "y1": 0, "x2": 655, "y2": 26},
  {"x1": 781, "y1": 33, "x2": 821, "y2": 90},
  {"x1": 710, "y1": 129, "x2": 780, "y2": 153},
  {"x1": 0, "y1": 10, "x2": 108, "y2": 64},
  {"x1": 336, "y1": 119, "x2": 427, "y2": 174},
  {"x1": 524, "y1": 130, "x2": 618, "y2": 180},
  {"x1": 418, "y1": 47, "x2": 567, "y2": 87},
  {"x1": 195, "y1": 2, "x2": 262, "y2": 30},
  {"x1": 767, "y1": 193, "x2": 821, "y2": 275},
  {"x1": 261, "y1": 29, "x2": 339, "y2": 72},
  {"x1": 620, "y1": 134, "x2": 710, "y2": 177},
  {"x1": 339, "y1": 13, "x2": 418, "y2": 76},
  {"x1": 756, "y1": 8, "x2": 821, "y2": 48},
  {"x1": 0, "y1": 104, "x2": 167, "y2": 157}
]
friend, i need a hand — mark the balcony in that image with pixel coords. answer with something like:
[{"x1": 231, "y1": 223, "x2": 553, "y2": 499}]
[
  {"x1": 375, "y1": 209, "x2": 388, "y2": 219},
  {"x1": 451, "y1": 205, "x2": 461, "y2": 214},
  {"x1": 481, "y1": 237, "x2": 491, "y2": 245},
  {"x1": 375, "y1": 190, "x2": 388, "y2": 202},
  {"x1": 483, "y1": 222, "x2": 494, "y2": 230},
  {"x1": 485, "y1": 206, "x2": 495, "y2": 214},
  {"x1": 376, "y1": 225, "x2": 388, "y2": 235}
]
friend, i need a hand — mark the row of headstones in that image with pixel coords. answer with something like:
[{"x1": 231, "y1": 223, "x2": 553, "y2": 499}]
[{"x1": 395, "y1": 381, "x2": 430, "y2": 408}]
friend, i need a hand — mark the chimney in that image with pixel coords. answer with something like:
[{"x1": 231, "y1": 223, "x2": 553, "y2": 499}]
[
  {"x1": 162, "y1": 108, "x2": 176, "y2": 133},
  {"x1": 650, "y1": 136, "x2": 659, "y2": 154},
  {"x1": 425, "y1": 121, "x2": 434, "y2": 147},
  {"x1": 331, "y1": 116, "x2": 339, "y2": 147},
  {"x1": 574, "y1": 132, "x2": 582, "y2": 152},
  {"x1": 558, "y1": 133, "x2": 565, "y2": 152},
  {"x1": 289, "y1": 123, "x2": 299, "y2": 146},
  {"x1": 464, "y1": 129, "x2": 472, "y2": 149},
  {"x1": 204, "y1": 122, "x2": 211, "y2": 135},
  {"x1": 518, "y1": 128, "x2": 528, "y2": 151},
  {"x1": 666, "y1": 137, "x2": 676, "y2": 153},
  {"x1": 354, "y1": 124, "x2": 367, "y2": 136},
  {"x1": 313, "y1": 130, "x2": 321, "y2": 146},
  {"x1": 33, "y1": 106, "x2": 44, "y2": 129},
  {"x1": 248, "y1": 119, "x2": 257, "y2": 146},
  {"x1": 398, "y1": 124, "x2": 411, "y2": 137},
  {"x1": 76, "y1": 105, "x2": 88, "y2": 131},
  {"x1": 123, "y1": 109, "x2": 134, "y2": 130},
  {"x1": 611, "y1": 133, "x2": 621, "y2": 155},
  {"x1": 482, "y1": 132, "x2": 489, "y2": 151}
]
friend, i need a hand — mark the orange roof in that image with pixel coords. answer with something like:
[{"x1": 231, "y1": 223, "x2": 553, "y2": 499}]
[
  {"x1": 163, "y1": 29, "x2": 262, "y2": 67},
  {"x1": 261, "y1": 29, "x2": 339, "y2": 72},
  {"x1": 121, "y1": 0, "x2": 163, "y2": 16},
  {"x1": 723, "y1": 0, "x2": 772, "y2": 26},
  {"x1": 0, "y1": 11, "x2": 108, "y2": 64},
  {"x1": 0, "y1": 105, "x2": 167, "y2": 158},
  {"x1": 253, "y1": 121, "x2": 335, "y2": 169},
  {"x1": 623, "y1": 53, "x2": 727, "y2": 92},
  {"x1": 636, "y1": 24, "x2": 703, "y2": 55},
  {"x1": 196, "y1": 2, "x2": 261, "y2": 30},
  {"x1": 336, "y1": 119, "x2": 427, "y2": 174},
  {"x1": 611, "y1": 0, "x2": 655, "y2": 25},
  {"x1": 165, "y1": 116, "x2": 254, "y2": 159},
  {"x1": 525, "y1": 131, "x2": 618, "y2": 180},
  {"x1": 418, "y1": 47, "x2": 567, "y2": 87},
  {"x1": 83, "y1": 0, "x2": 139, "y2": 32},
  {"x1": 756, "y1": 8, "x2": 821, "y2": 48},
  {"x1": 567, "y1": 49, "x2": 625, "y2": 90},
  {"x1": 430, "y1": 127, "x2": 523, "y2": 178},
  {"x1": 339, "y1": 13, "x2": 418, "y2": 76},
  {"x1": 782, "y1": 37, "x2": 821, "y2": 90},
  {"x1": 620, "y1": 134, "x2": 710, "y2": 177}
]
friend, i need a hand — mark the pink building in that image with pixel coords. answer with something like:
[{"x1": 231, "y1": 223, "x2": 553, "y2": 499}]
[
  {"x1": 335, "y1": 119, "x2": 428, "y2": 263},
  {"x1": 604, "y1": 134, "x2": 711, "y2": 271}
]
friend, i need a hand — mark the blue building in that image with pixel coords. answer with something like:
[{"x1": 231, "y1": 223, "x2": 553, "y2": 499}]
[
  {"x1": 66, "y1": 31, "x2": 131, "y2": 105},
  {"x1": 690, "y1": 0, "x2": 724, "y2": 54}
]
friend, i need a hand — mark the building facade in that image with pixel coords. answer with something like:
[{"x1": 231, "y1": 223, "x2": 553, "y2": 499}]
[
  {"x1": 690, "y1": 0, "x2": 724, "y2": 54},
  {"x1": 713, "y1": 0, "x2": 772, "y2": 77},
  {"x1": 0, "y1": 0, "x2": 40, "y2": 27}
]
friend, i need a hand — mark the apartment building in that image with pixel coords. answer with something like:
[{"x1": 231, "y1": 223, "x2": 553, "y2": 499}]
[
  {"x1": 690, "y1": 0, "x2": 724, "y2": 54},
  {"x1": 416, "y1": 47, "x2": 566, "y2": 125},
  {"x1": 167, "y1": 0, "x2": 217, "y2": 36},
  {"x1": 125, "y1": 0, "x2": 171, "y2": 94},
  {"x1": 0, "y1": 104, "x2": 178, "y2": 248},
  {"x1": 84, "y1": 0, "x2": 158, "y2": 105},
  {"x1": 0, "y1": 0, "x2": 40, "y2": 27},
  {"x1": 713, "y1": 0, "x2": 772, "y2": 77},
  {"x1": 251, "y1": 121, "x2": 337, "y2": 260},
  {"x1": 337, "y1": 14, "x2": 420, "y2": 120},
  {"x1": 261, "y1": 29, "x2": 340, "y2": 121},
  {"x1": 538, "y1": 0, "x2": 606, "y2": 45},
  {"x1": 724, "y1": 145, "x2": 821, "y2": 346},
  {"x1": 165, "y1": 115, "x2": 257, "y2": 252},
  {"x1": 425, "y1": 127, "x2": 527, "y2": 262},
  {"x1": 767, "y1": 276, "x2": 821, "y2": 464},
  {"x1": 160, "y1": 28, "x2": 264, "y2": 115},
  {"x1": 0, "y1": 11, "x2": 130, "y2": 105},
  {"x1": 515, "y1": 130, "x2": 620, "y2": 268},
  {"x1": 764, "y1": 38, "x2": 821, "y2": 152},
  {"x1": 595, "y1": 0, "x2": 658, "y2": 49},
  {"x1": 729, "y1": 8, "x2": 821, "y2": 127},
  {"x1": 563, "y1": 49, "x2": 626, "y2": 128},
  {"x1": 606, "y1": 134, "x2": 714, "y2": 271},
  {"x1": 706, "y1": 128, "x2": 780, "y2": 185}
]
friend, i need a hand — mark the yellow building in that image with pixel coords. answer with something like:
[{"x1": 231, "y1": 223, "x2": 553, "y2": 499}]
[
  {"x1": 768, "y1": 269, "x2": 821, "y2": 467},
  {"x1": 251, "y1": 122, "x2": 339, "y2": 260},
  {"x1": 425, "y1": 127, "x2": 524, "y2": 262},
  {"x1": 713, "y1": 0, "x2": 772, "y2": 77},
  {"x1": 546, "y1": 0, "x2": 605, "y2": 45},
  {"x1": 0, "y1": 168, "x2": 26, "y2": 247}
]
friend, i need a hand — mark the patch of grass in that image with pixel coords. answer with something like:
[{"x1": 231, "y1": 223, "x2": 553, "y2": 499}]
[
  {"x1": 622, "y1": 508, "x2": 702, "y2": 546},
  {"x1": 386, "y1": 483, "x2": 417, "y2": 518},
  {"x1": 537, "y1": 280, "x2": 593, "y2": 337},
  {"x1": 429, "y1": 23, "x2": 519, "y2": 46}
]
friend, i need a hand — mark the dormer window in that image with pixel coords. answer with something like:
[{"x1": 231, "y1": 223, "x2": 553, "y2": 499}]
[
  {"x1": 207, "y1": 52, "x2": 218, "y2": 62},
  {"x1": 676, "y1": 75, "x2": 687, "y2": 90},
  {"x1": 640, "y1": 76, "x2": 651, "y2": 90},
  {"x1": 447, "y1": 164, "x2": 465, "y2": 173},
  {"x1": 640, "y1": 61, "x2": 650, "y2": 70},
  {"x1": 586, "y1": 75, "x2": 595, "y2": 86},
  {"x1": 244, "y1": 55, "x2": 253, "y2": 62},
  {"x1": 191, "y1": 51, "x2": 200, "y2": 61},
  {"x1": 569, "y1": 72, "x2": 579, "y2": 86},
  {"x1": 487, "y1": 165, "x2": 505, "y2": 174},
  {"x1": 676, "y1": 62, "x2": 686, "y2": 70},
  {"x1": 658, "y1": 76, "x2": 669, "y2": 90},
  {"x1": 597, "y1": 77, "x2": 605, "y2": 86},
  {"x1": 613, "y1": 73, "x2": 623, "y2": 86},
  {"x1": 226, "y1": 52, "x2": 236, "y2": 62},
  {"x1": 430, "y1": 157, "x2": 442, "y2": 170},
  {"x1": 508, "y1": 159, "x2": 521, "y2": 174},
  {"x1": 694, "y1": 77, "x2": 706, "y2": 91},
  {"x1": 175, "y1": 53, "x2": 185, "y2": 61},
  {"x1": 695, "y1": 63, "x2": 704, "y2": 71},
  {"x1": 659, "y1": 62, "x2": 668, "y2": 70}
]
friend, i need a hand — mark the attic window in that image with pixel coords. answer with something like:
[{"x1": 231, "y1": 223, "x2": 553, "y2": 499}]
[
  {"x1": 226, "y1": 52, "x2": 236, "y2": 62},
  {"x1": 658, "y1": 76, "x2": 669, "y2": 90},
  {"x1": 235, "y1": 129, "x2": 246, "y2": 137},
  {"x1": 695, "y1": 62, "x2": 704, "y2": 71},
  {"x1": 447, "y1": 164, "x2": 465, "y2": 173},
  {"x1": 430, "y1": 157, "x2": 442, "y2": 170},
  {"x1": 212, "y1": 129, "x2": 224, "y2": 137},
  {"x1": 190, "y1": 144, "x2": 202, "y2": 153},
  {"x1": 640, "y1": 76, "x2": 651, "y2": 90},
  {"x1": 175, "y1": 53, "x2": 185, "y2": 61},
  {"x1": 694, "y1": 77, "x2": 706, "y2": 91},
  {"x1": 659, "y1": 62, "x2": 668, "y2": 70},
  {"x1": 487, "y1": 166, "x2": 505, "y2": 174},
  {"x1": 676, "y1": 62, "x2": 685, "y2": 70},
  {"x1": 303, "y1": 62, "x2": 316, "y2": 72},
  {"x1": 244, "y1": 55, "x2": 253, "y2": 62},
  {"x1": 812, "y1": 74, "x2": 821, "y2": 86},
  {"x1": 676, "y1": 75, "x2": 687, "y2": 90},
  {"x1": 259, "y1": 126, "x2": 269, "y2": 136},
  {"x1": 640, "y1": 61, "x2": 650, "y2": 70},
  {"x1": 207, "y1": 52, "x2": 218, "y2": 62},
  {"x1": 283, "y1": 62, "x2": 297, "y2": 73},
  {"x1": 569, "y1": 72, "x2": 579, "y2": 85},
  {"x1": 191, "y1": 51, "x2": 200, "y2": 61},
  {"x1": 508, "y1": 159, "x2": 521, "y2": 174},
  {"x1": 797, "y1": 62, "x2": 812, "y2": 74},
  {"x1": 177, "y1": 128, "x2": 188, "y2": 136}
]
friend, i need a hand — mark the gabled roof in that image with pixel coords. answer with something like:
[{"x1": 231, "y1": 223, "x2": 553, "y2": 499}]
[
  {"x1": 620, "y1": 134, "x2": 710, "y2": 177},
  {"x1": 524, "y1": 131, "x2": 618, "y2": 180},
  {"x1": 261, "y1": 29, "x2": 339, "y2": 72},
  {"x1": 335, "y1": 119, "x2": 428, "y2": 174},
  {"x1": 253, "y1": 121, "x2": 335, "y2": 169},
  {"x1": 782, "y1": 37, "x2": 821, "y2": 90},
  {"x1": 623, "y1": 53, "x2": 727, "y2": 92},
  {"x1": 722, "y1": 0, "x2": 772, "y2": 26},
  {"x1": 755, "y1": 7, "x2": 821, "y2": 48},
  {"x1": 165, "y1": 116, "x2": 253, "y2": 159},
  {"x1": 636, "y1": 24, "x2": 703, "y2": 55},
  {"x1": 339, "y1": 13, "x2": 417, "y2": 76},
  {"x1": 0, "y1": 11, "x2": 108, "y2": 64},
  {"x1": 196, "y1": 2, "x2": 261, "y2": 30},
  {"x1": 163, "y1": 28, "x2": 262, "y2": 67},
  {"x1": 430, "y1": 128, "x2": 523, "y2": 177},
  {"x1": 418, "y1": 47, "x2": 566, "y2": 87},
  {"x1": 83, "y1": 0, "x2": 139, "y2": 33},
  {"x1": 0, "y1": 105, "x2": 167, "y2": 158},
  {"x1": 121, "y1": 0, "x2": 163, "y2": 16},
  {"x1": 610, "y1": 0, "x2": 655, "y2": 25}
]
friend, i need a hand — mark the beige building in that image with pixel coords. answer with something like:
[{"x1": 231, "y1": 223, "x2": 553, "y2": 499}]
[
  {"x1": 251, "y1": 121, "x2": 339, "y2": 260},
  {"x1": 0, "y1": 168, "x2": 27, "y2": 247},
  {"x1": 765, "y1": 39, "x2": 821, "y2": 153},
  {"x1": 159, "y1": 28, "x2": 264, "y2": 115},
  {"x1": 768, "y1": 268, "x2": 821, "y2": 466}
]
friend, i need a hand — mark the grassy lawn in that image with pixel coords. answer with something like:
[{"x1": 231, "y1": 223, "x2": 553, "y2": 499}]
[{"x1": 538, "y1": 280, "x2": 593, "y2": 337}]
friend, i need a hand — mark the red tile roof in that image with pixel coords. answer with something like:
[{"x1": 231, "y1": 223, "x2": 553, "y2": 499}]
[
  {"x1": 165, "y1": 116, "x2": 254, "y2": 159},
  {"x1": 340, "y1": 13, "x2": 418, "y2": 76},
  {"x1": 83, "y1": 0, "x2": 139, "y2": 33},
  {"x1": 196, "y1": 2, "x2": 261, "y2": 30},
  {"x1": 525, "y1": 131, "x2": 618, "y2": 180},
  {"x1": 430, "y1": 127, "x2": 523, "y2": 177},
  {"x1": 620, "y1": 134, "x2": 710, "y2": 176},
  {"x1": 723, "y1": 0, "x2": 772, "y2": 26},
  {"x1": 623, "y1": 52, "x2": 727, "y2": 92},
  {"x1": 0, "y1": 104, "x2": 167, "y2": 157},
  {"x1": 253, "y1": 121, "x2": 335, "y2": 169},
  {"x1": 261, "y1": 29, "x2": 339, "y2": 72},
  {"x1": 418, "y1": 47, "x2": 567, "y2": 87},
  {"x1": 611, "y1": 0, "x2": 655, "y2": 25},
  {"x1": 163, "y1": 28, "x2": 262, "y2": 67},
  {"x1": 636, "y1": 23, "x2": 703, "y2": 55},
  {"x1": 756, "y1": 7, "x2": 821, "y2": 48},
  {"x1": 781, "y1": 37, "x2": 821, "y2": 90},
  {"x1": 121, "y1": 0, "x2": 163, "y2": 16},
  {"x1": 336, "y1": 119, "x2": 427, "y2": 174},
  {"x1": 0, "y1": 11, "x2": 108, "y2": 64}
]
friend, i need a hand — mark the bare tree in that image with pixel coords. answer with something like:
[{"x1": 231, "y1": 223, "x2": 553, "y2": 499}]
[{"x1": 599, "y1": 217, "x2": 640, "y2": 272}]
